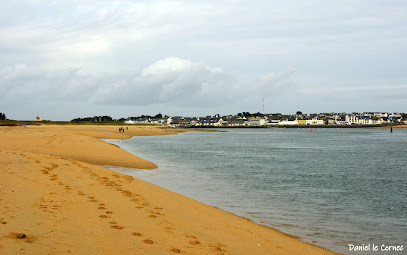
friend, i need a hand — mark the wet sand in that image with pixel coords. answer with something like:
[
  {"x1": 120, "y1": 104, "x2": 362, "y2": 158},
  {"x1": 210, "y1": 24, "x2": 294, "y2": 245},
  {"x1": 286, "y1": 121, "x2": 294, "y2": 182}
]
[
  {"x1": 374, "y1": 124, "x2": 407, "y2": 129},
  {"x1": 0, "y1": 125, "x2": 337, "y2": 254}
]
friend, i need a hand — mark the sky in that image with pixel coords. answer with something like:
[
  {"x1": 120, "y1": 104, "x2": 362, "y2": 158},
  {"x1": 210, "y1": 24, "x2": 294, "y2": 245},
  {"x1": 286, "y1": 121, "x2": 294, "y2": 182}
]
[{"x1": 0, "y1": 0, "x2": 406, "y2": 120}]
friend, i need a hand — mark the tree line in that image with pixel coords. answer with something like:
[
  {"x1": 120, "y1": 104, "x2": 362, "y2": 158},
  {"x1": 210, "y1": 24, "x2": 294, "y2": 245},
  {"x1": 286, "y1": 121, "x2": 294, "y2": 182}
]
[
  {"x1": 71, "y1": 116, "x2": 113, "y2": 122},
  {"x1": 237, "y1": 112, "x2": 266, "y2": 118},
  {"x1": 124, "y1": 113, "x2": 168, "y2": 121},
  {"x1": 71, "y1": 113, "x2": 167, "y2": 122}
]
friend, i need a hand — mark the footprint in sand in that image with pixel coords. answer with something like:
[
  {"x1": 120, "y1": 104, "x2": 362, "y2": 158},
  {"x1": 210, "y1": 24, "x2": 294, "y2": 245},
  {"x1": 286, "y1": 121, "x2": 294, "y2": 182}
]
[
  {"x1": 124, "y1": 177, "x2": 133, "y2": 183},
  {"x1": 143, "y1": 239, "x2": 154, "y2": 244},
  {"x1": 185, "y1": 234, "x2": 202, "y2": 246},
  {"x1": 111, "y1": 225, "x2": 124, "y2": 229},
  {"x1": 212, "y1": 243, "x2": 226, "y2": 253},
  {"x1": 131, "y1": 232, "x2": 142, "y2": 237},
  {"x1": 121, "y1": 190, "x2": 132, "y2": 197},
  {"x1": 99, "y1": 215, "x2": 110, "y2": 219},
  {"x1": 88, "y1": 196, "x2": 98, "y2": 202},
  {"x1": 149, "y1": 209, "x2": 164, "y2": 216},
  {"x1": 189, "y1": 240, "x2": 201, "y2": 245},
  {"x1": 170, "y1": 248, "x2": 181, "y2": 253},
  {"x1": 50, "y1": 174, "x2": 58, "y2": 181}
]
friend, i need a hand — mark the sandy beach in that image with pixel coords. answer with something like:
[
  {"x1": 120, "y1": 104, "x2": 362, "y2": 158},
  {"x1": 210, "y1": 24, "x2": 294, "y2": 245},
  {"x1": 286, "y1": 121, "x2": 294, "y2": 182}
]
[
  {"x1": 0, "y1": 125, "x2": 337, "y2": 254},
  {"x1": 374, "y1": 124, "x2": 407, "y2": 129}
]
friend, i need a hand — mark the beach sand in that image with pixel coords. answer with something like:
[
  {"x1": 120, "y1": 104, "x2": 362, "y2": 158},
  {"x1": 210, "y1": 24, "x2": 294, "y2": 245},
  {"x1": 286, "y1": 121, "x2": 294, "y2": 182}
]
[
  {"x1": 0, "y1": 125, "x2": 337, "y2": 254},
  {"x1": 374, "y1": 124, "x2": 407, "y2": 129}
]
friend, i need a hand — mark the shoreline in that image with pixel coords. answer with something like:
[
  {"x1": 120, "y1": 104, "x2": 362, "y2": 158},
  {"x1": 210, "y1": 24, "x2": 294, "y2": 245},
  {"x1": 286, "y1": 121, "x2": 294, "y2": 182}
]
[
  {"x1": 105, "y1": 132, "x2": 342, "y2": 253},
  {"x1": 0, "y1": 125, "x2": 338, "y2": 254},
  {"x1": 188, "y1": 124, "x2": 407, "y2": 129}
]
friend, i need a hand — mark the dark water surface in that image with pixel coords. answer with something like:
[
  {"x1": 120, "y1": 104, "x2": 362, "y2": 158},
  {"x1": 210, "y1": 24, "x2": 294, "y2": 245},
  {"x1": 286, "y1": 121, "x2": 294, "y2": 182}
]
[{"x1": 106, "y1": 128, "x2": 407, "y2": 254}]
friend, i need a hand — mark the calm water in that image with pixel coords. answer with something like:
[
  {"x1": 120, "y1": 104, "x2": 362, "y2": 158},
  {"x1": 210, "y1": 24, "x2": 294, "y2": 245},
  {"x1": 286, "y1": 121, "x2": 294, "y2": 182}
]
[{"x1": 105, "y1": 128, "x2": 407, "y2": 254}]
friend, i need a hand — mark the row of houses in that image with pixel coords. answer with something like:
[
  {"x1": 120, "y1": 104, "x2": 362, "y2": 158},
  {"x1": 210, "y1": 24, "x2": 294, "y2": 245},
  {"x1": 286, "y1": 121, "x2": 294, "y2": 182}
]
[{"x1": 124, "y1": 112, "x2": 406, "y2": 127}]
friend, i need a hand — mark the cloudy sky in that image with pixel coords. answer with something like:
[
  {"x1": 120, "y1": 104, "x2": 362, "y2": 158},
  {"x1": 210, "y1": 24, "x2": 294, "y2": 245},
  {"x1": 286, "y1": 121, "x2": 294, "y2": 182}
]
[{"x1": 1, "y1": 0, "x2": 406, "y2": 120}]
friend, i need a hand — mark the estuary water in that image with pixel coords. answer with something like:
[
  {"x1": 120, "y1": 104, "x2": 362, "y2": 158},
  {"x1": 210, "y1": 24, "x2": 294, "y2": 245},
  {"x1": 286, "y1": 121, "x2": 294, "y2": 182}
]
[{"x1": 105, "y1": 128, "x2": 407, "y2": 254}]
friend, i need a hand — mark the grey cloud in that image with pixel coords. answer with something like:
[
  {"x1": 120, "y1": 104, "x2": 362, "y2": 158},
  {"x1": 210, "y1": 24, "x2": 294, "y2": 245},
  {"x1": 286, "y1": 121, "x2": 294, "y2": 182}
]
[
  {"x1": 94, "y1": 57, "x2": 235, "y2": 106},
  {"x1": 0, "y1": 58, "x2": 240, "y2": 107},
  {"x1": 0, "y1": 64, "x2": 98, "y2": 101},
  {"x1": 258, "y1": 67, "x2": 297, "y2": 91}
]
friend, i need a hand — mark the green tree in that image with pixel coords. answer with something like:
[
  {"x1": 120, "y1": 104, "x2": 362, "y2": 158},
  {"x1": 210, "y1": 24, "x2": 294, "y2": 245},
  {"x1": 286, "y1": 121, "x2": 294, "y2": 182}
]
[{"x1": 0, "y1": 112, "x2": 5, "y2": 120}]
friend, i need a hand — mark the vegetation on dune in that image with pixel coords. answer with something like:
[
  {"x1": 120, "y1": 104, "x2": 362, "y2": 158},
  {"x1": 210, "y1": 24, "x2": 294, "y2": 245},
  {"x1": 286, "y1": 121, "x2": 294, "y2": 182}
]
[
  {"x1": 71, "y1": 115, "x2": 114, "y2": 122},
  {"x1": 0, "y1": 120, "x2": 40, "y2": 126},
  {"x1": 70, "y1": 113, "x2": 167, "y2": 124}
]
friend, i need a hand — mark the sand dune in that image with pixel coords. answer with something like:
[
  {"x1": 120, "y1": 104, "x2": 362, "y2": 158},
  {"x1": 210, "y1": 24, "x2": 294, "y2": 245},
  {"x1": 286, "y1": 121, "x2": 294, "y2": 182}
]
[{"x1": 0, "y1": 125, "x2": 337, "y2": 254}]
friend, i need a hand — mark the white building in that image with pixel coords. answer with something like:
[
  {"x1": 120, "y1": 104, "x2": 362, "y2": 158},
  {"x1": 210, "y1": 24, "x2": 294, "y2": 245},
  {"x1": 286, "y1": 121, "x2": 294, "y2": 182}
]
[
  {"x1": 249, "y1": 118, "x2": 267, "y2": 126},
  {"x1": 305, "y1": 118, "x2": 324, "y2": 125},
  {"x1": 345, "y1": 115, "x2": 358, "y2": 125},
  {"x1": 357, "y1": 118, "x2": 373, "y2": 125},
  {"x1": 278, "y1": 120, "x2": 298, "y2": 125}
]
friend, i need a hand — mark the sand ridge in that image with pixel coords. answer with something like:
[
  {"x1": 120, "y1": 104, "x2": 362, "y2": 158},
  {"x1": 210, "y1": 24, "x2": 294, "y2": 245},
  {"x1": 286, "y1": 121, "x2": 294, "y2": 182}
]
[
  {"x1": 0, "y1": 125, "x2": 338, "y2": 254},
  {"x1": 0, "y1": 125, "x2": 184, "y2": 169}
]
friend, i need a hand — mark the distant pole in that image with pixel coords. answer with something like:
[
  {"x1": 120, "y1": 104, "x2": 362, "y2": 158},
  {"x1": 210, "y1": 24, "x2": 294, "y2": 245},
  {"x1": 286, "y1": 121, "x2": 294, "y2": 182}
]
[{"x1": 391, "y1": 118, "x2": 393, "y2": 133}]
